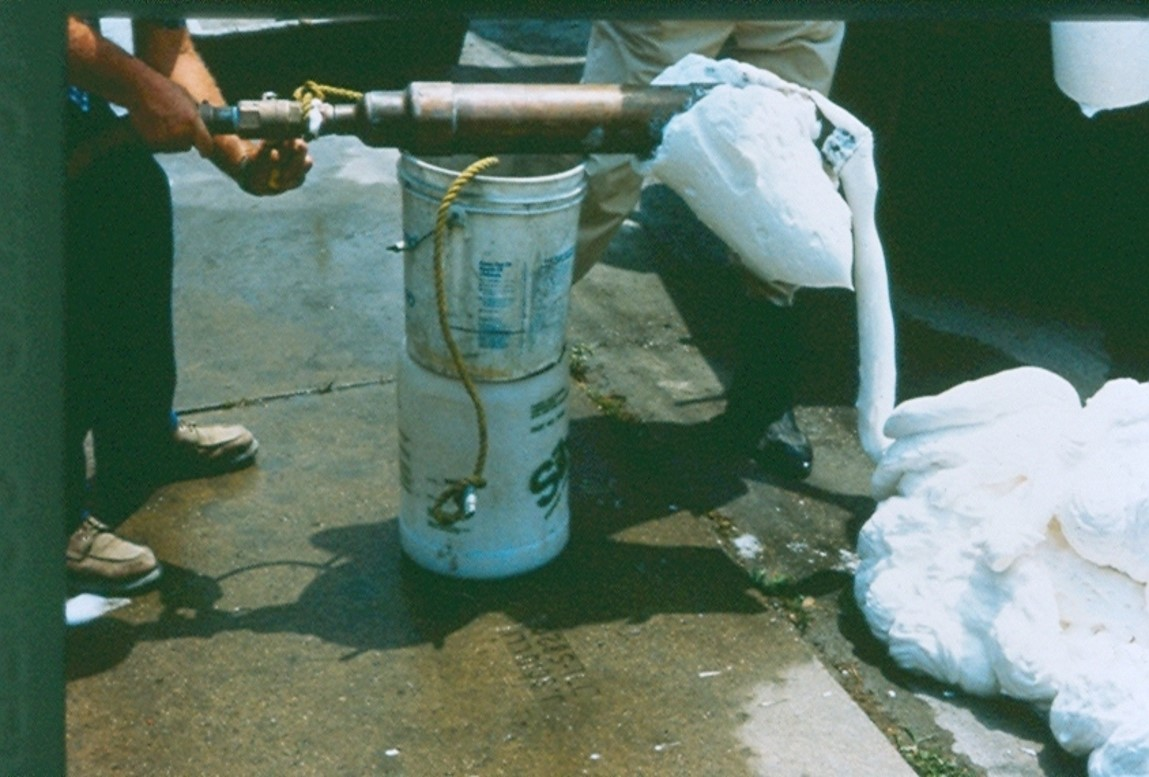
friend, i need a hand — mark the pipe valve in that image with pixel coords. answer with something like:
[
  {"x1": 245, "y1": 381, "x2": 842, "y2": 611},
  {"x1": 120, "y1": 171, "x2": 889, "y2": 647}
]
[{"x1": 200, "y1": 96, "x2": 307, "y2": 141}]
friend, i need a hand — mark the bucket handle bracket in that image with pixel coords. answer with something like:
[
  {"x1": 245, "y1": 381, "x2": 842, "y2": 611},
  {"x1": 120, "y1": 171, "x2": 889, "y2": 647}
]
[{"x1": 388, "y1": 207, "x2": 467, "y2": 254}]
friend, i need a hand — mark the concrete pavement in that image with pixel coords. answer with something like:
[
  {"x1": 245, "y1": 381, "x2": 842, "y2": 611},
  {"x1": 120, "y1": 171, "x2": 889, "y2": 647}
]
[{"x1": 67, "y1": 135, "x2": 918, "y2": 776}]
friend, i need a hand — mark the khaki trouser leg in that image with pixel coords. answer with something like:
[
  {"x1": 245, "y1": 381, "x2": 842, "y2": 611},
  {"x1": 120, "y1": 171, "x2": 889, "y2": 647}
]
[{"x1": 573, "y1": 20, "x2": 846, "y2": 283}]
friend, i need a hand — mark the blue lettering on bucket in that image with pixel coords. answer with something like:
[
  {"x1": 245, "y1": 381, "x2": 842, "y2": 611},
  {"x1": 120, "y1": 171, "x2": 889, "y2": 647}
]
[
  {"x1": 479, "y1": 260, "x2": 512, "y2": 277},
  {"x1": 478, "y1": 316, "x2": 511, "y2": 349},
  {"x1": 530, "y1": 246, "x2": 575, "y2": 333},
  {"x1": 478, "y1": 259, "x2": 514, "y2": 350},
  {"x1": 478, "y1": 260, "x2": 514, "y2": 314},
  {"x1": 545, "y1": 245, "x2": 575, "y2": 266}
]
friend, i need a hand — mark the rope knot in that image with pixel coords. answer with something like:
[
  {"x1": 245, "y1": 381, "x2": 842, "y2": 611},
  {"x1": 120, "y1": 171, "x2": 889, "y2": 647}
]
[
  {"x1": 430, "y1": 476, "x2": 487, "y2": 528},
  {"x1": 292, "y1": 80, "x2": 366, "y2": 117}
]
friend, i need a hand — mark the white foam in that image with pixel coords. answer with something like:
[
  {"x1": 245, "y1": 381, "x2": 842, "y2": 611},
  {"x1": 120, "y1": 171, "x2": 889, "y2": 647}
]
[
  {"x1": 645, "y1": 55, "x2": 854, "y2": 290},
  {"x1": 645, "y1": 55, "x2": 896, "y2": 460},
  {"x1": 66, "y1": 593, "x2": 130, "y2": 626},
  {"x1": 856, "y1": 367, "x2": 1149, "y2": 776}
]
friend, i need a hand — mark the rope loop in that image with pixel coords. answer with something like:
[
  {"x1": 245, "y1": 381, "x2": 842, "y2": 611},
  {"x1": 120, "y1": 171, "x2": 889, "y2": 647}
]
[
  {"x1": 429, "y1": 475, "x2": 488, "y2": 528},
  {"x1": 292, "y1": 80, "x2": 365, "y2": 116}
]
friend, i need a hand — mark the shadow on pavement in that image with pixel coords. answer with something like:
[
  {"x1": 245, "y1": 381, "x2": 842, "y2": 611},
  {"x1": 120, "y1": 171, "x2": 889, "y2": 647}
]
[{"x1": 67, "y1": 412, "x2": 776, "y2": 680}]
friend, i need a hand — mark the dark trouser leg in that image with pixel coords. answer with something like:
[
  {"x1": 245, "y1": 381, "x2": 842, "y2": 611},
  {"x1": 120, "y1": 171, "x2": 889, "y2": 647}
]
[
  {"x1": 66, "y1": 134, "x2": 177, "y2": 525},
  {"x1": 721, "y1": 292, "x2": 813, "y2": 480}
]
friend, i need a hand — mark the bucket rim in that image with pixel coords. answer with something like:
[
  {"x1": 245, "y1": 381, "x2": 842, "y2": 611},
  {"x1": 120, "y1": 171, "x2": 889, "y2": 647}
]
[{"x1": 400, "y1": 151, "x2": 586, "y2": 186}]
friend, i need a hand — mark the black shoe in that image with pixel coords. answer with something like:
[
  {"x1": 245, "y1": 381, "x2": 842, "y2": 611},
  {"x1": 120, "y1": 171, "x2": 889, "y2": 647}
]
[{"x1": 749, "y1": 408, "x2": 813, "y2": 480}]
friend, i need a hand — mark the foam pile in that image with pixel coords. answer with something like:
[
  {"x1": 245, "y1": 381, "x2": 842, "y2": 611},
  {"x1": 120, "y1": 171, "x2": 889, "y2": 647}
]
[{"x1": 856, "y1": 366, "x2": 1149, "y2": 775}]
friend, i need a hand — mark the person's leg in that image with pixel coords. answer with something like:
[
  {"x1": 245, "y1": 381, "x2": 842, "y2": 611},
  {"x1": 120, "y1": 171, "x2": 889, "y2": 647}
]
[
  {"x1": 64, "y1": 98, "x2": 161, "y2": 591},
  {"x1": 574, "y1": 21, "x2": 737, "y2": 282},
  {"x1": 91, "y1": 146, "x2": 179, "y2": 454},
  {"x1": 72, "y1": 137, "x2": 181, "y2": 522},
  {"x1": 715, "y1": 21, "x2": 846, "y2": 479},
  {"x1": 728, "y1": 20, "x2": 845, "y2": 97},
  {"x1": 79, "y1": 140, "x2": 258, "y2": 522},
  {"x1": 719, "y1": 278, "x2": 813, "y2": 480}
]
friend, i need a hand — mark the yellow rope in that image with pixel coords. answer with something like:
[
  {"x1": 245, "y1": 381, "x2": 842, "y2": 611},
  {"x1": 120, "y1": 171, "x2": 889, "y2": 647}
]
[
  {"x1": 292, "y1": 80, "x2": 365, "y2": 116},
  {"x1": 290, "y1": 80, "x2": 497, "y2": 527},
  {"x1": 428, "y1": 156, "x2": 501, "y2": 527}
]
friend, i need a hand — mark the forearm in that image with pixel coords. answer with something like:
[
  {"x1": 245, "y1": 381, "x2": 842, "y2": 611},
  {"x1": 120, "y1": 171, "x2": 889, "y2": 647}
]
[
  {"x1": 134, "y1": 21, "x2": 225, "y2": 105},
  {"x1": 66, "y1": 16, "x2": 168, "y2": 113},
  {"x1": 67, "y1": 16, "x2": 215, "y2": 157},
  {"x1": 133, "y1": 21, "x2": 249, "y2": 174}
]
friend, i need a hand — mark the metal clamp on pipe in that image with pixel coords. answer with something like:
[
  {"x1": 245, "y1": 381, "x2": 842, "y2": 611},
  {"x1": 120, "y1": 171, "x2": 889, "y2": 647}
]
[
  {"x1": 201, "y1": 82, "x2": 711, "y2": 155},
  {"x1": 199, "y1": 96, "x2": 307, "y2": 141}
]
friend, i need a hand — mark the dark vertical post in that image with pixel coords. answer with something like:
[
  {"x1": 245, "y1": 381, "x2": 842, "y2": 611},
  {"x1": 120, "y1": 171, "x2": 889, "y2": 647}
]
[{"x1": 0, "y1": 1, "x2": 67, "y2": 774}]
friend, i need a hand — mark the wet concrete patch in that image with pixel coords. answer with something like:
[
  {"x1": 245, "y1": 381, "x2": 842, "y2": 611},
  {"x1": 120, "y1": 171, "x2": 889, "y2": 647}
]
[
  {"x1": 166, "y1": 142, "x2": 407, "y2": 409},
  {"x1": 568, "y1": 192, "x2": 1090, "y2": 775}
]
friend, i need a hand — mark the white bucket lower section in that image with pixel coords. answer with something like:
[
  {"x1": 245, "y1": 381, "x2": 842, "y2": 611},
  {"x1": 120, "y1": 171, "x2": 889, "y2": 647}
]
[
  {"x1": 397, "y1": 347, "x2": 570, "y2": 578},
  {"x1": 399, "y1": 153, "x2": 585, "y2": 382}
]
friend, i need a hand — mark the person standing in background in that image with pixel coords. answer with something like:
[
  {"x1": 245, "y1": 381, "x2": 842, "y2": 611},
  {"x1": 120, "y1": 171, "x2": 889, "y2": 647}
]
[{"x1": 574, "y1": 20, "x2": 846, "y2": 480}]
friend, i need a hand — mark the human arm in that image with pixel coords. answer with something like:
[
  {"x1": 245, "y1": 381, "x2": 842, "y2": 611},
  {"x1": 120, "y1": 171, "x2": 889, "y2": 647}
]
[
  {"x1": 66, "y1": 17, "x2": 310, "y2": 195},
  {"x1": 66, "y1": 15, "x2": 214, "y2": 157},
  {"x1": 132, "y1": 19, "x2": 312, "y2": 195}
]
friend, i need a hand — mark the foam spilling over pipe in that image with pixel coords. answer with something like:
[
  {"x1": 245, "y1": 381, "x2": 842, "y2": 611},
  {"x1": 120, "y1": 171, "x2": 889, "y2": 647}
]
[{"x1": 640, "y1": 55, "x2": 896, "y2": 460}]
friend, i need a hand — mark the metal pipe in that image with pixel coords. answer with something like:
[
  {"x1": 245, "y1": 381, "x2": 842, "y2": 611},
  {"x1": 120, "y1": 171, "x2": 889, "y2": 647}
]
[{"x1": 200, "y1": 81, "x2": 710, "y2": 155}]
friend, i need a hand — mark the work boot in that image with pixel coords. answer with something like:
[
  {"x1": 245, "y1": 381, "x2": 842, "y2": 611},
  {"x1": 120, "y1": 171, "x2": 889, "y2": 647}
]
[
  {"x1": 717, "y1": 296, "x2": 813, "y2": 481},
  {"x1": 162, "y1": 420, "x2": 259, "y2": 481},
  {"x1": 66, "y1": 515, "x2": 161, "y2": 594}
]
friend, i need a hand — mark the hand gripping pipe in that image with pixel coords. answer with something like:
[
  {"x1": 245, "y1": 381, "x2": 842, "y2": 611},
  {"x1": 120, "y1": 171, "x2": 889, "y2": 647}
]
[{"x1": 199, "y1": 81, "x2": 711, "y2": 155}]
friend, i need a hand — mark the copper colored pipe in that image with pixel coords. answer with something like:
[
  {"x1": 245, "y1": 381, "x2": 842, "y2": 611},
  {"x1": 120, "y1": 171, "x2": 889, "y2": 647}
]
[{"x1": 201, "y1": 82, "x2": 709, "y2": 155}]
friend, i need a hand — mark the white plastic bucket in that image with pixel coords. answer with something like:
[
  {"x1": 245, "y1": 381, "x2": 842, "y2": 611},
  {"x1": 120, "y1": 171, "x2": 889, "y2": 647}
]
[
  {"x1": 397, "y1": 347, "x2": 571, "y2": 578},
  {"x1": 399, "y1": 153, "x2": 586, "y2": 382},
  {"x1": 1051, "y1": 21, "x2": 1149, "y2": 116}
]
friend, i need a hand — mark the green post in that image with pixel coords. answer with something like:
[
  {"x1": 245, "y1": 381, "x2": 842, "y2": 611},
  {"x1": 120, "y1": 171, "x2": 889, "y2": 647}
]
[{"x1": 0, "y1": 1, "x2": 67, "y2": 774}]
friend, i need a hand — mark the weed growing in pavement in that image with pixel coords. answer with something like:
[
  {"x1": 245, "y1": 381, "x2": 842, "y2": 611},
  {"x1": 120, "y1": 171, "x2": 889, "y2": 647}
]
[
  {"x1": 569, "y1": 342, "x2": 594, "y2": 383},
  {"x1": 585, "y1": 390, "x2": 641, "y2": 425},
  {"x1": 749, "y1": 567, "x2": 812, "y2": 633},
  {"x1": 897, "y1": 731, "x2": 979, "y2": 777}
]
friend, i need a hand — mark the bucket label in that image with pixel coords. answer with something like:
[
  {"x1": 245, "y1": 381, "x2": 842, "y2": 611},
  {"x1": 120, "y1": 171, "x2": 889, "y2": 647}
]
[
  {"x1": 477, "y1": 259, "x2": 515, "y2": 349},
  {"x1": 529, "y1": 245, "x2": 575, "y2": 335},
  {"x1": 530, "y1": 385, "x2": 569, "y2": 431},
  {"x1": 478, "y1": 260, "x2": 514, "y2": 311}
]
